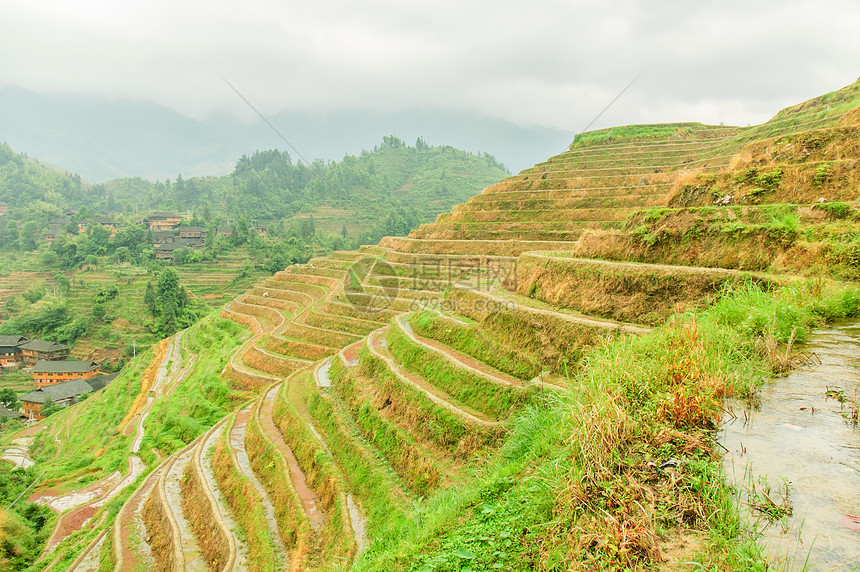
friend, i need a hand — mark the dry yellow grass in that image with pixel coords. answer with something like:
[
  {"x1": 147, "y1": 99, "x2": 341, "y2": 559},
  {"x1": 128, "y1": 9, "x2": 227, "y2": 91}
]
[{"x1": 118, "y1": 338, "x2": 170, "y2": 433}]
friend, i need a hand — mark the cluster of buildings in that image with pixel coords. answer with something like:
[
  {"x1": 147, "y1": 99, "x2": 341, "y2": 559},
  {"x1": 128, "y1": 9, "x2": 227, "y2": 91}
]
[
  {"x1": 24, "y1": 208, "x2": 267, "y2": 261},
  {"x1": 0, "y1": 335, "x2": 116, "y2": 421},
  {"x1": 147, "y1": 212, "x2": 210, "y2": 261},
  {"x1": 42, "y1": 212, "x2": 119, "y2": 244},
  {"x1": 146, "y1": 211, "x2": 266, "y2": 261}
]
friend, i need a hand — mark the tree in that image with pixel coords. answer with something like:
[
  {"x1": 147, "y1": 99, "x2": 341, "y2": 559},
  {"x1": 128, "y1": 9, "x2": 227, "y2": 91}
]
[
  {"x1": 114, "y1": 246, "x2": 131, "y2": 264},
  {"x1": 341, "y1": 224, "x2": 348, "y2": 238},
  {"x1": 53, "y1": 272, "x2": 70, "y2": 296},
  {"x1": 40, "y1": 397, "x2": 63, "y2": 418},
  {"x1": 0, "y1": 389, "x2": 20, "y2": 411},
  {"x1": 84, "y1": 254, "x2": 99, "y2": 269},
  {"x1": 18, "y1": 221, "x2": 39, "y2": 251}
]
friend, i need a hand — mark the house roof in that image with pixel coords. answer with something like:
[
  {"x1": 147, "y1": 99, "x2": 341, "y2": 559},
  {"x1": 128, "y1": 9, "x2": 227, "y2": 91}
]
[
  {"x1": 180, "y1": 226, "x2": 206, "y2": 233},
  {"x1": 0, "y1": 335, "x2": 28, "y2": 348},
  {"x1": 146, "y1": 211, "x2": 180, "y2": 220},
  {"x1": 87, "y1": 372, "x2": 119, "y2": 391},
  {"x1": 85, "y1": 217, "x2": 118, "y2": 225},
  {"x1": 20, "y1": 340, "x2": 70, "y2": 353},
  {"x1": 156, "y1": 238, "x2": 205, "y2": 252},
  {"x1": 32, "y1": 360, "x2": 99, "y2": 374},
  {"x1": 20, "y1": 378, "x2": 95, "y2": 405},
  {"x1": 0, "y1": 403, "x2": 21, "y2": 418}
]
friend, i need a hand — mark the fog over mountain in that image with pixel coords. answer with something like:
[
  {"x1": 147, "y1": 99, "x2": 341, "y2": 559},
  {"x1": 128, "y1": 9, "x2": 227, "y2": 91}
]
[{"x1": 0, "y1": 87, "x2": 571, "y2": 182}]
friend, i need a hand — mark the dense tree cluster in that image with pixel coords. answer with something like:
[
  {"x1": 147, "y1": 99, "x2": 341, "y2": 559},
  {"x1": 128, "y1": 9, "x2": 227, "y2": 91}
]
[{"x1": 143, "y1": 268, "x2": 204, "y2": 337}]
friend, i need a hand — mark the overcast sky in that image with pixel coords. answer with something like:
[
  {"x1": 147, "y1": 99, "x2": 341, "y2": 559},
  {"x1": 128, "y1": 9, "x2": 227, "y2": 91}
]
[{"x1": 1, "y1": 0, "x2": 857, "y2": 131}]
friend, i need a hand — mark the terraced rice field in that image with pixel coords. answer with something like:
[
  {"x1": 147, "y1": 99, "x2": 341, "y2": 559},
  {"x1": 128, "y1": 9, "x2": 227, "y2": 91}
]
[{"x1": 61, "y1": 82, "x2": 860, "y2": 569}]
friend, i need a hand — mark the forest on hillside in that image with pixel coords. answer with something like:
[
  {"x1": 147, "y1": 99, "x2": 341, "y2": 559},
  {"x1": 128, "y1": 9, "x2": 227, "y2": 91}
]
[
  {"x1": 0, "y1": 135, "x2": 507, "y2": 359},
  {"x1": 0, "y1": 135, "x2": 507, "y2": 248}
]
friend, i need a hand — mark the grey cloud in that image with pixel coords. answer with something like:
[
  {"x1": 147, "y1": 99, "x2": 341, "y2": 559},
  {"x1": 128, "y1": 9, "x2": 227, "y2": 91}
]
[{"x1": 0, "y1": 0, "x2": 856, "y2": 130}]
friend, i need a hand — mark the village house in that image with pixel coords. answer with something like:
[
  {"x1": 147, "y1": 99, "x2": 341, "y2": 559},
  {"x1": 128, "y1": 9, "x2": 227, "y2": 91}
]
[
  {"x1": 0, "y1": 402, "x2": 23, "y2": 421},
  {"x1": 154, "y1": 237, "x2": 205, "y2": 261},
  {"x1": 42, "y1": 227, "x2": 62, "y2": 244},
  {"x1": 19, "y1": 340, "x2": 70, "y2": 367},
  {"x1": 19, "y1": 373, "x2": 117, "y2": 421},
  {"x1": 0, "y1": 335, "x2": 28, "y2": 369},
  {"x1": 0, "y1": 202, "x2": 8, "y2": 216},
  {"x1": 215, "y1": 226, "x2": 234, "y2": 237},
  {"x1": 151, "y1": 230, "x2": 176, "y2": 247},
  {"x1": 144, "y1": 211, "x2": 182, "y2": 232},
  {"x1": 31, "y1": 359, "x2": 99, "y2": 388},
  {"x1": 179, "y1": 226, "x2": 206, "y2": 239},
  {"x1": 78, "y1": 216, "x2": 119, "y2": 237}
]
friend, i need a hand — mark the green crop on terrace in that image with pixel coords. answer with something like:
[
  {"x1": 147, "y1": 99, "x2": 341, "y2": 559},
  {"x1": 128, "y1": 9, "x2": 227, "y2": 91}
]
[{"x1": 355, "y1": 279, "x2": 860, "y2": 571}]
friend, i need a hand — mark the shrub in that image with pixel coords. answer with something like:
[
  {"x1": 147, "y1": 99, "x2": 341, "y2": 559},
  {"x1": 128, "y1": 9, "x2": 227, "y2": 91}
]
[{"x1": 813, "y1": 162, "x2": 833, "y2": 186}]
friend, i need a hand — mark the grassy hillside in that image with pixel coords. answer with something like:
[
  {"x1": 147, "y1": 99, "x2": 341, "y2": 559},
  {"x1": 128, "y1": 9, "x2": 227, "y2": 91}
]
[{"x1": 3, "y1": 79, "x2": 859, "y2": 571}]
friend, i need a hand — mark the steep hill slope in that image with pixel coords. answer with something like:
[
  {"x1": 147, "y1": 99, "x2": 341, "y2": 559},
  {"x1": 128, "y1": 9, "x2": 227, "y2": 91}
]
[{"x1": 6, "y1": 79, "x2": 860, "y2": 571}]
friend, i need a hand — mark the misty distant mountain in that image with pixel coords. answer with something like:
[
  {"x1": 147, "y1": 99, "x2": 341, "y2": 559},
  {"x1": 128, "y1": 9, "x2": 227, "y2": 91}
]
[{"x1": 0, "y1": 87, "x2": 572, "y2": 183}]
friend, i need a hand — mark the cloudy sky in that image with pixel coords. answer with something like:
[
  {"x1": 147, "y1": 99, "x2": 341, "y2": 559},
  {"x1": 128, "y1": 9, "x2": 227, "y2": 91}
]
[{"x1": 1, "y1": 0, "x2": 857, "y2": 131}]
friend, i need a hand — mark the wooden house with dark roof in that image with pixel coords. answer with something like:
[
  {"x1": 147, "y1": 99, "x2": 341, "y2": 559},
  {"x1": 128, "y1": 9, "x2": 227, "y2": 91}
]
[
  {"x1": 154, "y1": 237, "x2": 205, "y2": 261},
  {"x1": 151, "y1": 230, "x2": 176, "y2": 247},
  {"x1": 0, "y1": 403, "x2": 22, "y2": 420},
  {"x1": 31, "y1": 359, "x2": 98, "y2": 387},
  {"x1": 0, "y1": 335, "x2": 28, "y2": 368},
  {"x1": 20, "y1": 375, "x2": 115, "y2": 420},
  {"x1": 144, "y1": 211, "x2": 182, "y2": 232},
  {"x1": 78, "y1": 216, "x2": 119, "y2": 236},
  {"x1": 19, "y1": 340, "x2": 70, "y2": 366},
  {"x1": 179, "y1": 226, "x2": 206, "y2": 239}
]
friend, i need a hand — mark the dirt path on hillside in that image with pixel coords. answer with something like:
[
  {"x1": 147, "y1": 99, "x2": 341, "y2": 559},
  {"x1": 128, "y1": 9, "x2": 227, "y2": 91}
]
[
  {"x1": 230, "y1": 407, "x2": 289, "y2": 568},
  {"x1": 259, "y1": 385, "x2": 326, "y2": 533},
  {"x1": 165, "y1": 448, "x2": 207, "y2": 570},
  {"x1": 113, "y1": 462, "x2": 166, "y2": 571},
  {"x1": 198, "y1": 422, "x2": 247, "y2": 569}
]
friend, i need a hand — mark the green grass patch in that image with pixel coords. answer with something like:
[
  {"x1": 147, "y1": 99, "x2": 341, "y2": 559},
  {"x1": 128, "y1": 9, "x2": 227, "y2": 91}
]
[
  {"x1": 143, "y1": 315, "x2": 248, "y2": 456},
  {"x1": 326, "y1": 359, "x2": 448, "y2": 495},
  {"x1": 357, "y1": 279, "x2": 860, "y2": 570},
  {"x1": 386, "y1": 324, "x2": 535, "y2": 419},
  {"x1": 302, "y1": 374, "x2": 409, "y2": 538},
  {"x1": 409, "y1": 311, "x2": 541, "y2": 380}
]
